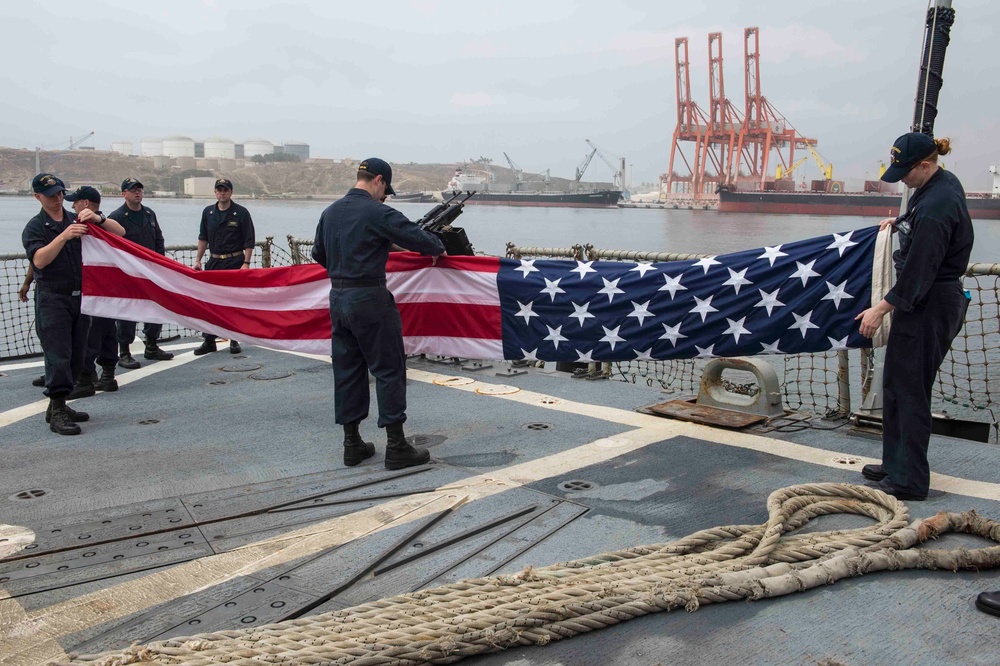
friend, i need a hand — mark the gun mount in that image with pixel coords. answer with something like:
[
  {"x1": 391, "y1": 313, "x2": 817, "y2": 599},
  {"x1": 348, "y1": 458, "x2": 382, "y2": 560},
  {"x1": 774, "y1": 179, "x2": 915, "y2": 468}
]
[{"x1": 416, "y1": 191, "x2": 477, "y2": 256}]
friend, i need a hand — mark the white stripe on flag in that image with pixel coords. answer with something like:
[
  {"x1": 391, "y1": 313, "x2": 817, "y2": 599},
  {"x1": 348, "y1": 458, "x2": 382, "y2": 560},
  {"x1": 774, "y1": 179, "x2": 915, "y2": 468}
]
[
  {"x1": 403, "y1": 335, "x2": 504, "y2": 360},
  {"x1": 82, "y1": 296, "x2": 331, "y2": 355},
  {"x1": 388, "y1": 267, "x2": 500, "y2": 305}
]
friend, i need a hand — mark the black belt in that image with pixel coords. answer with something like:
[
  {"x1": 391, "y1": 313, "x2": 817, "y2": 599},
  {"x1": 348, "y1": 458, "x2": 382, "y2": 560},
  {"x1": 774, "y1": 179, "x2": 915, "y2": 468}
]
[
  {"x1": 37, "y1": 285, "x2": 82, "y2": 296},
  {"x1": 330, "y1": 278, "x2": 386, "y2": 288},
  {"x1": 211, "y1": 252, "x2": 244, "y2": 259}
]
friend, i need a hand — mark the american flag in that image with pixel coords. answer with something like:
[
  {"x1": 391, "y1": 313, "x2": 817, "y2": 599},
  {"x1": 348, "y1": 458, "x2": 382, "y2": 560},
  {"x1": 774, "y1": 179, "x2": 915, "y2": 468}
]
[{"x1": 81, "y1": 224, "x2": 876, "y2": 361}]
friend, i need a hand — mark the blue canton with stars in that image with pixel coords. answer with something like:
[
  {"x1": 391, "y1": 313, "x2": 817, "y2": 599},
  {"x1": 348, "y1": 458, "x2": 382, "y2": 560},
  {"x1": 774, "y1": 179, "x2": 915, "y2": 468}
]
[{"x1": 498, "y1": 226, "x2": 877, "y2": 362}]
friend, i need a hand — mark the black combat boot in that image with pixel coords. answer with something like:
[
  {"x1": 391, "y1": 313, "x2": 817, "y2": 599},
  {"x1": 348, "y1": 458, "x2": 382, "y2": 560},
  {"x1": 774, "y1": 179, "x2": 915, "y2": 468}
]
[
  {"x1": 343, "y1": 422, "x2": 375, "y2": 467},
  {"x1": 47, "y1": 397, "x2": 82, "y2": 436},
  {"x1": 194, "y1": 339, "x2": 218, "y2": 356},
  {"x1": 118, "y1": 342, "x2": 141, "y2": 369},
  {"x1": 46, "y1": 399, "x2": 90, "y2": 424},
  {"x1": 384, "y1": 422, "x2": 430, "y2": 470},
  {"x1": 94, "y1": 364, "x2": 119, "y2": 392},
  {"x1": 66, "y1": 371, "x2": 96, "y2": 400},
  {"x1": 144, "y1": 338, "x2": 174, "y2": 361},
  {"x1": 229, "y1": 340, "x2": 242, "y2": 355}
]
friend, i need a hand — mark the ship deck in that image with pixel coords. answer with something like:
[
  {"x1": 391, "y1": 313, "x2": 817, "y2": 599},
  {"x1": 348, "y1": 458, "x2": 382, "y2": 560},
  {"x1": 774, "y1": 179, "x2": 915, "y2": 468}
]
[{"x1": 1, "y1": 340, "x2": 999, "y2": 665}]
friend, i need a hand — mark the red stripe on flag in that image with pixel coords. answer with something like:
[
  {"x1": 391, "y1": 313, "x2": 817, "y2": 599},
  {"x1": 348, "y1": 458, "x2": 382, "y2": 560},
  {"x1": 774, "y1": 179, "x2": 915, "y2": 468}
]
[
  {"x1": 397, "y1": 302, "x2": 502, "y2": 340},
  {"x1": 386, "y1": 253, "x2": 501, "y2": 274}
]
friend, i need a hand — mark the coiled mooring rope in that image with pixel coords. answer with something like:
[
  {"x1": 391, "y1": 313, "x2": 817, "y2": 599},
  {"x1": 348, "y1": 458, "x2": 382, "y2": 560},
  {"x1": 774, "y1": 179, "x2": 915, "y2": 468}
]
[{"x1": 59, "y1": 483, "x2": 1000, "y2": 666}]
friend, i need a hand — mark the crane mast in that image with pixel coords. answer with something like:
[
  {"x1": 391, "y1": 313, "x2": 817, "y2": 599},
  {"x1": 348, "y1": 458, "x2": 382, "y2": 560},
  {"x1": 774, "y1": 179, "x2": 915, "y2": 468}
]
[{"x1": 35, "y1": 131, "x2": 96, "y2": 173}]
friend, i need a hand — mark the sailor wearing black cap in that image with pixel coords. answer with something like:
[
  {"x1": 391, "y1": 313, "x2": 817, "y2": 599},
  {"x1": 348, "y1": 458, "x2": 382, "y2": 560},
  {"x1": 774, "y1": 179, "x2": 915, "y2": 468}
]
[
  {"x1": 107, "y1": 177, "x2": 174, "y2": 367},
  {"x1": 312, "y1": 158, "x2": 446, "y2": 469},
  {"x1": 192, "y1": 178, "x2": 256, "y2": 355},
  {"x1": 21, "y1": 175, "x2": 126, "y2": 435},
  {"x1": 63, "y1": 187, "x2": 127, "y2": 400},
  {"x1": 855, "y1": 132, "x2": 974, "y2": 501}
]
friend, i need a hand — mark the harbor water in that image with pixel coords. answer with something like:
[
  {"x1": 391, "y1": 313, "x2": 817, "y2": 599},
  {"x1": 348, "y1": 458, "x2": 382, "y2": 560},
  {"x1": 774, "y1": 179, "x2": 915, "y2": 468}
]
[{"x1": 4, "y1": 195, "x2": 1000, "y2": 260}]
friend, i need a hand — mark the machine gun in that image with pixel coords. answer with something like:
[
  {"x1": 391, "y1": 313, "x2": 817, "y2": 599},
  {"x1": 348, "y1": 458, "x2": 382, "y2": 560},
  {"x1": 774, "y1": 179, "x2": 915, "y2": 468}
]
[{"x1": 415, "y1": 191, "x2": 477, "y2": 256}]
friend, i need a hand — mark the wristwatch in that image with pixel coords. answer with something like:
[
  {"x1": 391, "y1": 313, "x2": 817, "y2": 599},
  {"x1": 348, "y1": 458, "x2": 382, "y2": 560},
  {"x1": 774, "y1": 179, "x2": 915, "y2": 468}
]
[{"x1": 97, "y1": 213, "x2": 107, "y2": 225}]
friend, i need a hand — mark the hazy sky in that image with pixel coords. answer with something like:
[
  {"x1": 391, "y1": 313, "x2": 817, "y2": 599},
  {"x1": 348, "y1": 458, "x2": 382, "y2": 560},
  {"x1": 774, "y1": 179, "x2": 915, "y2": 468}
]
[{"x1": 3, "y1": 1, "x2": 998, "y2": 190}]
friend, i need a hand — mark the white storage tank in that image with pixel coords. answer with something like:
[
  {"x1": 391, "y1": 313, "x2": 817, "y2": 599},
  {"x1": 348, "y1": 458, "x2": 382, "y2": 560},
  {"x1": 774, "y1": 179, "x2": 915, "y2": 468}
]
[
  {"x1": 162, "y1": 135, "x2": 196, "y2": 158},
  {"x1": 204, "y1": 137, "x2": 236, "y2": 160},
  {"x1": 243, "y1": 138, "x2": 274, "y2": 157},
  {"x1": 140, "y1": 137, "x2": 163, "y2": 157},
  {"x1": 110, "y1": 141, "x2": 133, "y2": 156},
  {"x1": 283, "y1": 141, "x2": 310, "y2": 160}
]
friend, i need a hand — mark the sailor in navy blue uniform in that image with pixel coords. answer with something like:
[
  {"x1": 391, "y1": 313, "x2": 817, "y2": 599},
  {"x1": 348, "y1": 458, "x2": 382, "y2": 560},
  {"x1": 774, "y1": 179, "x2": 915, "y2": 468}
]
[
  {"x1": 62, "y1": 186, "x2": 128, "y2": 400},
  {"x1": 312, "y1": 158, "x2": 445, "y2": 469},
  {"x1": 107, "y1": 177, "x2": 174, "y2": 367},
  {"x1": 856, "y1": 133, "x2": 974, "y2": 501},
  {"x1": 21, "y1": 174, "x2": 126, "y2": 435},
  {"x1": 192, "y1": 178, "x2": 255, "y2": 355}
]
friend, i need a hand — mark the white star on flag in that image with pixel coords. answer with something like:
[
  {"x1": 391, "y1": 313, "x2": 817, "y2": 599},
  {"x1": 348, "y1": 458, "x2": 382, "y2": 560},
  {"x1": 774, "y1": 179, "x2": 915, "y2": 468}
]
[
  {"x1": 521, "y1": 348, "x2": 539, "y2": 361},
  {"x1": 789, "y1": 311, "x2": 820, "y2": 338},
  {"x1": 600, "y1": 325, "x2": 626, "y2": 350},
  {"x1": 627, "y1": 300, "x2": 655, "y2": 327},
  {"x1": 597, "y1": 277, "x2": 625, "y2": 303},
  {"x1": 630, "y1": 262, "x2": 656, "y2": 278},
  {"x1": 570, "y1": 261, "x2": 597, "y2": 280},
  {"x1": 827, "y1": 336, "x2": 850, "y2": 351},
  {"x1": 659, "y1": 322, "x2": 687, "y2": 346},
  {"x1": 540, "y1": 277, "x2": 565, "y2": 302},
  {"x1": 723, "y1": 317, "x2": 751, "y2": 344},
  {"x1": 827, "y1": 232, "x2": 859, "y2": 257},
  {"x1": 694, "y1": 256, "x2": 721, "y2": 274},
  {"x1": 515, "y1": 301, "x2": 538, "y2": 325},
  {"x1": 575, "y1": 349, "x2": 595, "y2": 362},
  {"x1": 754, "y1": 288, "x2": 785, "y2": 316},
  {"x1": 634, "y1": 348, "x2": 654, "y2": 361},
  {"x1": 568, "y1": 302, "x2": 595, "y2": 326},
  {"x1": 758, "y1": 245, "x2": 788, "y2": 266},
  {"x1": 689, "y1": 295, "x2": 718, "y2": 322},
  {"x1": 760, "y1": 340, "x2": 783, "y2": 355},
  {"x1": 723, "y1": 267, "x2": 753, "y2": 294},
  {"x1": 544, "y1": 325, "x2": 568, "y2": 349},
  {"x1": 659, "y1": 274, "x2": 687, "y2": 299},
  {"x1": 789, "y1": 260, "x2": 820, "y2": 287},
  {"x1": 695, "y1": 344, "x2": 716, "y2": 358},
  {"x1": 515, "y1": 259, "x2": 539, "y2": 278},
  {"x1": 821, "y1": 281, "x2": 854, "y2": 309}
]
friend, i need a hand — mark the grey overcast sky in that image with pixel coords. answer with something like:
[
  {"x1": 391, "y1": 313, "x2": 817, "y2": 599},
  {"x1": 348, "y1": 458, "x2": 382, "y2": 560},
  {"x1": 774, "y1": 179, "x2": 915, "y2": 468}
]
[{"x1": 2, "y1": 0, "x2": 998, "y2": 190}]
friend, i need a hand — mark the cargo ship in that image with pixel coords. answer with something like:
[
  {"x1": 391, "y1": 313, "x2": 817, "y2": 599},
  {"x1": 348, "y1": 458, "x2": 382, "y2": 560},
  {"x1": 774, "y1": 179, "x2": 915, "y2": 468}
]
[
  {"x1": 718, "y1": 182, "x2": 1000, "y2": 220},
  {"x1": 442, "y1": 167, "x2": 622, "y2": 208}
]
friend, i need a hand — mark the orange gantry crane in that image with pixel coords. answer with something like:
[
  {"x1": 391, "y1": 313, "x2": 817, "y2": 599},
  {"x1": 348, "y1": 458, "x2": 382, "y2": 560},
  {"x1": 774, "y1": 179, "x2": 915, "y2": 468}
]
[{"x1": 662, "y1": 28, "x2": 820, "y2": 201}]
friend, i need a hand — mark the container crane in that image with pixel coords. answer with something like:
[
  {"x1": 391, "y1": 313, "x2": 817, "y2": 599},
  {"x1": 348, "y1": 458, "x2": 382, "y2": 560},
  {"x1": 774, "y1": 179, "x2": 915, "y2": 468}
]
[
  {"x1": 585, "y1": 139, "x2": 625, "y2": 189},
  {"x1": 775, "y1": 157, "x2": 807, "y2": 180},
  {"x1": 575, "y1": 148, "x2": 597, "y2": 181},
  {"x1": 806, "y1": 143, "x2": 833, "y2": 180},
  {"x1": 502, "y1": 152, "x2": 524, "y2": 183},
  {"x1": 35, "y1": 131, "x2": 96, "y2": 173}
]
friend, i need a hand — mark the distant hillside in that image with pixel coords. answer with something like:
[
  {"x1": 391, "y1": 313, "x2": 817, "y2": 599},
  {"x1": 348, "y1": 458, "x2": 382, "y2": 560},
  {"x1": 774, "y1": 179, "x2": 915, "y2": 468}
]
[{"x1": 0, "y1": 149, "x2": 610, "y2": 197}]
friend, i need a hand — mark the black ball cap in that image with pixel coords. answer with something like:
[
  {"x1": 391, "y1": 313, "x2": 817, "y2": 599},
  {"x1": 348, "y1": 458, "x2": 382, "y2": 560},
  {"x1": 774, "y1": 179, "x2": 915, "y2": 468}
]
[
  {"x1": 32, "y1": 173, "x2": 67, "y2": 196},
  {"x1": 215, "y1": 177, "x2": 233, "y2": 190},
  {"x1": 358, "y1": 157, "x2": 395, "y2": 196},
  {"x1": 121, "y1": 177, "x2": 144, "y2": 191},
  {"x1": 881, "y1": 132, "x2": 937, "y2": 183},
  {"x1": 65, "y1": 185, "x2": 101, "y2": 204}
]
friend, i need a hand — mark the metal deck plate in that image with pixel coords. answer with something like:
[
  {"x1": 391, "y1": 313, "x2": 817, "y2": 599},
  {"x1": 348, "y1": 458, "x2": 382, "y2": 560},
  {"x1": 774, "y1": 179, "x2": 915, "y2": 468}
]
[
  {"x1": 8, "y1": 461, "x2": 587, "y2": 655},
  {"x1": 640, "y1": 399, "x2": 768, "y2": 428}
]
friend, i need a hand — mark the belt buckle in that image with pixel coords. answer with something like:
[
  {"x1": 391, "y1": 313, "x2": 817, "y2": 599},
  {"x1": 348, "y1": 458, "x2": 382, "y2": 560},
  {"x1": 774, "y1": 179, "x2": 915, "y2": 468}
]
[{"x1": 72, "y1": 290, "x2": 82, "y2": 296}]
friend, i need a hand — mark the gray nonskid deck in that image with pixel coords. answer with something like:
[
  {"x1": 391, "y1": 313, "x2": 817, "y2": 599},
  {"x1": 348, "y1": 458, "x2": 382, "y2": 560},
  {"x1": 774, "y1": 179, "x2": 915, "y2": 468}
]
[{"x1": 0, "y1": 341, "x2": 998, "y2": 665}]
